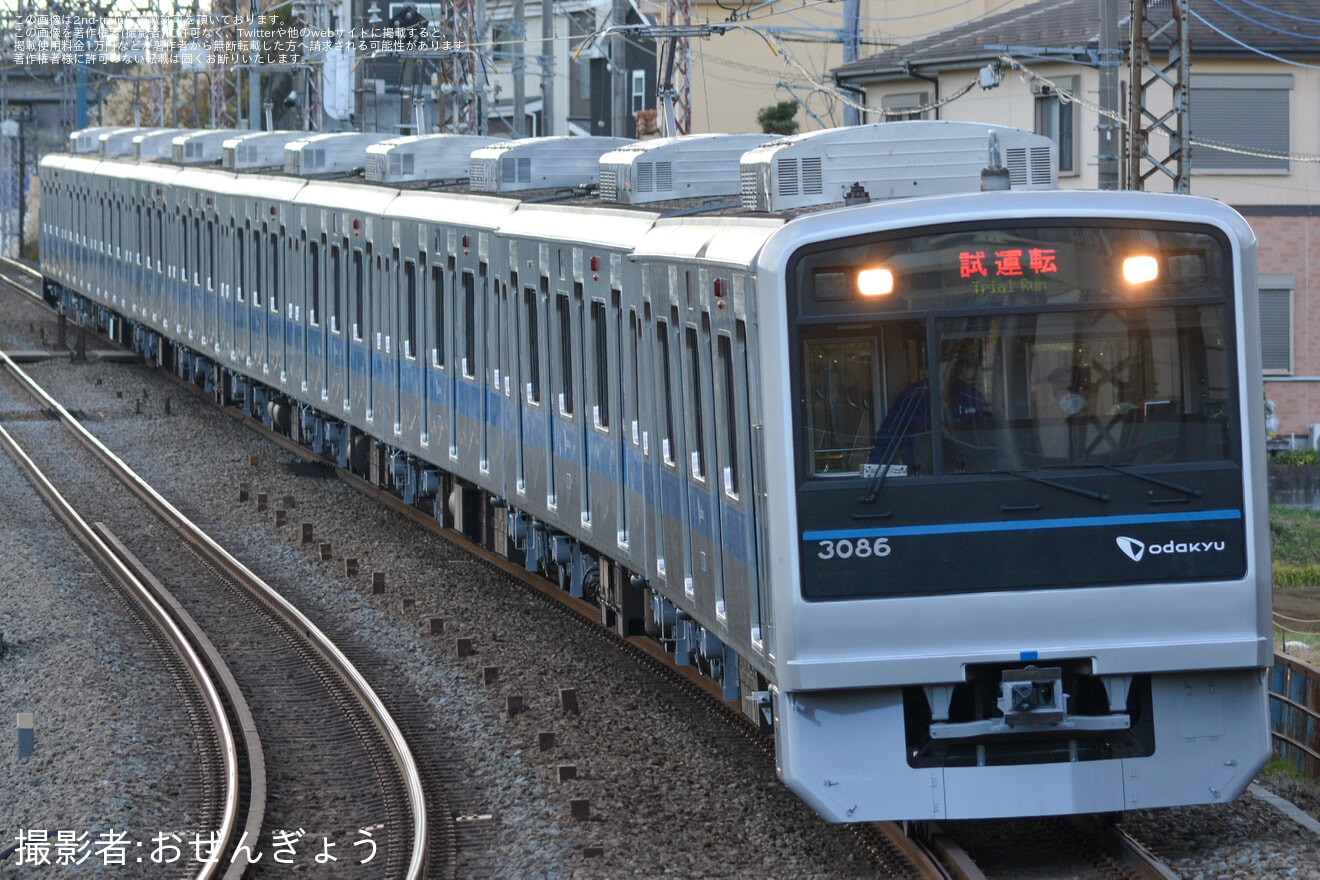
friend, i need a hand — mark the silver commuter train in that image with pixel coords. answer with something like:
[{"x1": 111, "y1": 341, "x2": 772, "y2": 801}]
[{"x1": 38, "y1": 121, "x2": 1272, "y2": 822}]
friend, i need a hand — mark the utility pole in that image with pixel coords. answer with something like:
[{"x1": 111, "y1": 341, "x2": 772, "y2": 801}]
[
  {"x1": 610, "y1": 0, "x2": 627, "y2": 137},
  {"x1": 249, "y1": 0, "x2": 262, "y2": 128},
  {"x1": 512, "y1": 0, "x2": 525, "y2": 135},
  {"x1": 842, "y1": 0, "x2": 860, "y2": 126},
  {"x1": 1097, "y1": 0, "x2": 1120, "y2": 189},
  {"x1": 664, "y1": 0, "x2": 691, "y2": 135},
  {"x1": 541, "y1": 0, "x2": 553, "y2": 136},
  {"x1": 1126, "y1": 0, "x2": 1190, "y2": 192}
]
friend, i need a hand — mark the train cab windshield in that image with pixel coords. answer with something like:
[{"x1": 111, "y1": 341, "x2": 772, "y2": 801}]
[
  {"x1": 790, "y1": 221, "x2": 1245, "y2": 599},
  {"x1": 803, "y1": 304, "x2": 1231, "y2": 477}
]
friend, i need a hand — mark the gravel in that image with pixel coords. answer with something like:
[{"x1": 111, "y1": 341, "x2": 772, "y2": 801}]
[
  {"x1": 0, "y1": 406, "x2": 204, "y2": 878},
  {"x1": 4, "y1": 292, "x2": 1320, "y2": 878}
]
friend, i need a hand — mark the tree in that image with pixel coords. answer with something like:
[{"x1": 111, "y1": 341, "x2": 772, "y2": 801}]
[{"x1": 757, "y1": 101, "x2": 800, "y2": 136}]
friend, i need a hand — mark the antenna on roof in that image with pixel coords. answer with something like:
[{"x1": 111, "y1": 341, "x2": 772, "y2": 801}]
[{"x1": 980, "y1": 130, "x2": 1011, "y2": 192}]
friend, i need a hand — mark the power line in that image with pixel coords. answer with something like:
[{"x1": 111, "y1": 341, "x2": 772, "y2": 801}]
[
  {"x1": 1235, "y1": 0, "x2": 1320, "y2": 26},
  {"x1": 1189, "y1": 9, "x2": 1320, "y2": 70},
  {"x1": 1202, "y1": 0, "x2": 1320, "y2": 41}
]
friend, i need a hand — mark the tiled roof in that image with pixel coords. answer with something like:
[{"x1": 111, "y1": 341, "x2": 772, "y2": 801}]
[{"x1": 836, "y1": 0, "x2": 1320, "y2": 83}]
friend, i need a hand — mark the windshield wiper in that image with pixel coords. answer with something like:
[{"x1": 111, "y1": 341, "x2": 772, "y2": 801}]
[
  {"x1": 1003, "y1": 469, "x2": 1110, "y2": 502},
  {"x1": 859, "y1": 382, "x2": 927, "y2": 506},
  {"x1": 1098, "y1": 462, "x2": 1202, "y2": 501}
]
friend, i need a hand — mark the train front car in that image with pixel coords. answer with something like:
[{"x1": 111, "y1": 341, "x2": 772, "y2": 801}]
[{"x1": 758, "y1": 190, "x2": 1272, "y2": 822}]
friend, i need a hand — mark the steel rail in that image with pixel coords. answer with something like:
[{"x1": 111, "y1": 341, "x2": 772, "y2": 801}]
[
  {"x1": 0, "y1": 421, "x2": 240, "y2": 880},
  {"x1": 92, "y1": 525, "x2": 268, "y2": 880},
  {"x1": 0, "y1": 254, "x2": 42, "y2": 280},
  {"x1": 0, "y1": 349, "x2": 430, "y2": 879},
  {"x1": 1111, "y1": 825, "x2": 1182, "y2": 880}
]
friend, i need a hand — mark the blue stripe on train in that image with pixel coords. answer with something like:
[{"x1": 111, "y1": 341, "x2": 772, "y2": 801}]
[{"x1": 802, "y1": 509, "x2": 1242, "y2": 542}]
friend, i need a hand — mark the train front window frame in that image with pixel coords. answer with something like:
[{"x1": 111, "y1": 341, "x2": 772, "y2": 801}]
[{"x1": 791, "y1": 220, "x2": 1239, "y2": 482}]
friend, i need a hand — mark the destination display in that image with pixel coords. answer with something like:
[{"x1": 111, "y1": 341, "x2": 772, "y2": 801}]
[{"x1": 798, "y1": 222, "x2": 1229, "y2": 315}]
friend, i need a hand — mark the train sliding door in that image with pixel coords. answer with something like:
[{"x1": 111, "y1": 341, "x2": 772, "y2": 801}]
[
  {"x1": 348, "y1": 245, "x2": 368, "y2": 418},
  {"x1": 307, "y1": 233, "x2": 325, "y2": 402},
  {"x1": 682, "y1": 311, "x2": 722, "y2": 612},
  {"x1": 326, "y1": 239, "x2": 346, "y2": 411},
  {"x1": 653, "y1": 308, "x2": 688, "y2": 594}
]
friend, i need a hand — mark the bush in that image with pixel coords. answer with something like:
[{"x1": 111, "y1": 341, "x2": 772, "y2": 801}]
[
  {"x1": 757, "y1": 101, "x2": 800, "y2": 135},
  {"x1": 1270, "y1": 449, "x2": 1320, "y2": 465},
  {"x1": 1274, "y1": 562, "x2": 1320, "y2": 588}
]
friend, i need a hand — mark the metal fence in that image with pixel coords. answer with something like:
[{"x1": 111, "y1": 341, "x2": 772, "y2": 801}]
[{"x1": 1270, "y1": 651, "x2": 1320, "y2": 778}]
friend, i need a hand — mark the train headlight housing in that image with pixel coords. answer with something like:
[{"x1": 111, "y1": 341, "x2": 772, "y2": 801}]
[
  {"x1": 857, "y1": 267, "x2": 894, "y2": 297},
  {"x1": 1122, "y1": 255, "x2": 1159, "y2": 285}
]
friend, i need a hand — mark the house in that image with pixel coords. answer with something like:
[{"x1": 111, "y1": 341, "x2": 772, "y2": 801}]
[
  {"x1": 679, "y1": 0, "x2": 1039, "y2": 135},
  {"x1": 833, "y1": 0, "x2": 1320, "y2": 438},
  {"x1": 484, "y1": 0, "x2": 658, "y2": 137}
]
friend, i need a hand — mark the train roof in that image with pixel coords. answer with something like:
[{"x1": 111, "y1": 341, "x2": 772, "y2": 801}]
[
  {"x1": 497, "y1": 201, "x2": 660, "y2": 250},
  {"x1": 383, "y1": 190, "x2": 516, "y2": 230},
  {"x1": 217, "y1": 169, "x2": 308, "y2": 202},
  {"x1": 632, "y1": 215, "x2": 785, "y2": 266},
  {"x1": 291, "y1": 177, "x2": 398, "y2": 212}
]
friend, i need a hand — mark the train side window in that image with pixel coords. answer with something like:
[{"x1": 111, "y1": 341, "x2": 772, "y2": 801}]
[
  {"x1": 269, "y1": 232, "x2": 280, "y2": 312},
  {"x1": 329, "y1": 244, "x2": 341, "y2": 331},
  {"x1": 181, "y1": 214, "x2": 190, "y2": 281},
  {"x1": 629, "y1": 310, "x2": 642, "y2": 442},
  {"x1": 592, "y1": 300, "x2": 609, "y2": 430},
  {"x1": 207, "y1": 220, "x2": 215, "y2": 290},
  {"x1": 252, "y1": 230, "x2": 262, "y2": 308},
  {"x1": 404, "y1": 259, "x2": 417, "y2": 359},
  {"x1": 719, "y1": 332, "x2": 738, "y2": 497},
  {"x1": 686, "y1": 325, "x2": 705, "y2": 480},
  {"x1": 462, "y1": 270, "x2": 476, "y2": 378},
  {"x1": 236, "y1": 234, "x2": 246, "y2": 302},
  {"x1": 432, "y1": 265, "x2": 445, "y2": 368},
  {"x1": 353, "y1": 249, "x2": 364, "y2": 339},
  {"x1": 309, "y1": 241, "x2": 321, "y2": 325},
  {"x1": 524, "y1": 286, "x2": 541, "y2": 404},
  {"x1": 658, "y1": 320, "x2": 676, "y2": 465},
  {"x1": 553, "y1": 292, "x2": 573, "y2": 417},
  {"x1": 193, "y1": 217, "x2": 201, "y2": 284}
]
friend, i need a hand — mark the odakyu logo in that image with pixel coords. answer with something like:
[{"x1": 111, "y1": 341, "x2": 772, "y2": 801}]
[{"x1": 1115, "y1": 536, "x2": 1226, "y2": 562}]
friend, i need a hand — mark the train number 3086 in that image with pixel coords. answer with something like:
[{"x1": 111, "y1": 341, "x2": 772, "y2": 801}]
[{"x1": 816, "y1": 537, "x2": 891, "y2": 560}]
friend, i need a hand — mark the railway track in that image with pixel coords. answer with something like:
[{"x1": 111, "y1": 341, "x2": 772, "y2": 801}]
[
  {"x1": 0, "y1": 348, "x2": 432, "y2": 878},
  {"x1": 924, "y1": 816, "x2": 1178, "y2": 879}
]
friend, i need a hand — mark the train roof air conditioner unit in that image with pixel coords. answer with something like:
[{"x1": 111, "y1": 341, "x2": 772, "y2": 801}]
[
  {"x1": 468, "y1": 137, "x2": 634, "y2": 194},
  {"x1": 171, "y1": 130, "x2": 244, "y2": 165},
  {"x1": 739, "y1": 121, "x2": 1057, "y2": 212},
  {"x1": 223, "y1": 131, "x2": 307, "y2": 170},
  {"x1": 364, "y1": 134, "x2": 504, "y2": 183},
  {"x1": 69, "y1": 127, "x2": 132, "y2": 154},
  {"x1": 135, "y1": 129, "x2": 200, "y2": 161},
  {"x1": 283, "y1": 132, "x2": 393, "y2": 176},
  {"x1": 597, "y1": 134, "x2": 775, "y2": 205},
  {"x1": 100, "y1": 128, "x2": 164, "y2": 158}
]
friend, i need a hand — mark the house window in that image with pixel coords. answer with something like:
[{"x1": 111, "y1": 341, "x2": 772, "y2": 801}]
[
  {"x1": 631, "y1": 69, "x2": 646, "y2": 114},
  {"x1": 1190, "y1": 74, "x2": 1291, "y2": 172},
  {"x1": 1260, "y1": 274, "x2": 1295, "y2": 374},
  {"x1": 1034, "y1": 77, "x2": 1076, "y2": 175},
  {"x1": 881, "y1": 92, "x2": 928, "y2": 121}
]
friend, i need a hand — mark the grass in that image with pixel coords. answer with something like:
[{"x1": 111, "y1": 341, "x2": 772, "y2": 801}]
[{"x1": 1271, "y1": 507, "x2": 1320, "y2": 588}]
